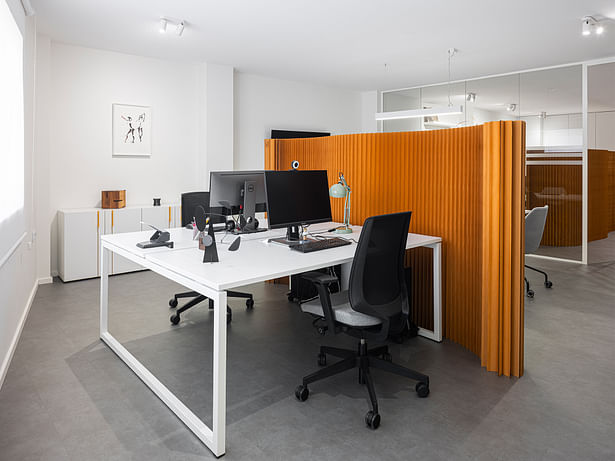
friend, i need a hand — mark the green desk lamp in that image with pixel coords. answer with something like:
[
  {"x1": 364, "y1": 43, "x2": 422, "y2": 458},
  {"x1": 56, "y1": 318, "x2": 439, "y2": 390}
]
[{"x1": 329, "y1": 172, "x2": 352, "y2": 234}]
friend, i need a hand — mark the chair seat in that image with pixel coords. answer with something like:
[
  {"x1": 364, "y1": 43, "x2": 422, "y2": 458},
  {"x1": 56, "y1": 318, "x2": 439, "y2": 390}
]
[{"x1": 301, "y1": 291, "x2": 382, "y2": 327}]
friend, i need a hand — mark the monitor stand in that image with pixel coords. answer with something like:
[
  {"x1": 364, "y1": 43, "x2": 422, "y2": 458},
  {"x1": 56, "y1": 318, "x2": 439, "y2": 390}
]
[
  {"x1": 268, "y1": 225, "x2": 316, "y2": 247},
  {"x1": 233, "y1": 180, "x2": 267, "y2": 235}
]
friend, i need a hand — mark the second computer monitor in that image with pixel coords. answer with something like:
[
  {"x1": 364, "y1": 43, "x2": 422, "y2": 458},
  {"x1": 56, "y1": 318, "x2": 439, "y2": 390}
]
[
  {"x1": 264, "y1": 170, "x2": 332, "y2": 233},
  {"x1": 209, "y1": 171, "x2": 267, "y2": 219}
]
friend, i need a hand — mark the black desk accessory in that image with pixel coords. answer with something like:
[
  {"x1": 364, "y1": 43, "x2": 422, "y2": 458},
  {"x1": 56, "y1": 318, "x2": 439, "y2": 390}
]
[
  {"x1": 153, "y1": 198, "x2": 161, "y2": 206},
  {"x1": 137, "y1": 222, "x2": 174, "y2": 249},
  {"x1": 195, "y1": 206, "x2": 219, "y2": 263},
  {"x1": 228, "y1": 236, "x2": 241, "y2": 251}
]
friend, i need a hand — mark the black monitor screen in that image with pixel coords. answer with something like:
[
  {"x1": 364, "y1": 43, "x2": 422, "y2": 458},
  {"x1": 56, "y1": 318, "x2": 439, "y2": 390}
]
[{"x1": 264, "y1": 170, "x2": 332, "y2": 229}]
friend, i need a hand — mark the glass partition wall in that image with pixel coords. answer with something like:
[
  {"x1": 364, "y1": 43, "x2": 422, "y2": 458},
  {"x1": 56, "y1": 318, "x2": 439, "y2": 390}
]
[
  {"x1": 587, "y1": 62, "x2": 615, "y2": 264},
  {"x1": 382, "y1": 65, "x2": 585, "y2": 263}
]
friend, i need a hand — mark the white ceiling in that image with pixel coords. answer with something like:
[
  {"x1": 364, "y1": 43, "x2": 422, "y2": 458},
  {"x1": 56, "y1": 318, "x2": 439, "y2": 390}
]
[{"x1": 32, "y1": 0, "x2": 615, "y2": 91}]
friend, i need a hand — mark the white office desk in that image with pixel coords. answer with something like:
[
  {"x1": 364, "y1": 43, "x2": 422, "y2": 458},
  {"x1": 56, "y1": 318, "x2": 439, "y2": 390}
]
[{"x1": 99, "y1": 222, "x2": 442, "y2": 457}]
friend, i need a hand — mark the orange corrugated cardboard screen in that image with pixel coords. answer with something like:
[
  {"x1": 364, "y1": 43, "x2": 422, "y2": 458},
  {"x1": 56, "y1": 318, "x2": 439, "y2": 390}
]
[{"x1": 265, "y1": 121, "x2": 525, "y2": 377}]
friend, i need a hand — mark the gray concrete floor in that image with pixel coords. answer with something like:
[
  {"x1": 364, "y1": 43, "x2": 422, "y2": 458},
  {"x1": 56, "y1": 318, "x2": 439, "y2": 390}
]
[
  {"x1": 1, "y1": 259, "x2": 614, "y2": 460},
  {"x1": 535, "y1": 230, "x2": 615, "y2": 263}
]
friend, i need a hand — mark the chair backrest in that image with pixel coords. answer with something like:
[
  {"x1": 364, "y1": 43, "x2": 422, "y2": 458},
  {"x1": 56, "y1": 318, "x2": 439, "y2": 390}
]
[
  {"x1": 348, "y1": 212, "x2": 412, "y2": 334},
  {"x1": 181, "y1": 192, "x2": 209, "y2": 227},
  {"x1": 525, "y1": 205, "x2": 548, "y2": 254}
]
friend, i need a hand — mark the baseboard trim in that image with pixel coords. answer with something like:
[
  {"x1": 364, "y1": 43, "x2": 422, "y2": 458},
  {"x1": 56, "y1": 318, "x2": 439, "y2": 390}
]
[
  {"x1": 38, "y1": 276, "x2": 53, "y2": 285},
  {"x1": 0, "y1": 280, "x2": 39, "y2": 390}
]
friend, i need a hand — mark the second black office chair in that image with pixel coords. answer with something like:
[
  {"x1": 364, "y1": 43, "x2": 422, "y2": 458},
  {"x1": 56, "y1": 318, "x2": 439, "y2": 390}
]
[
  {"x1": 295, "y1": 212, "x2": 429, "y2": 429},
  {"x1": 168, "y1": 191, "x2": 254, "y2": 325}
]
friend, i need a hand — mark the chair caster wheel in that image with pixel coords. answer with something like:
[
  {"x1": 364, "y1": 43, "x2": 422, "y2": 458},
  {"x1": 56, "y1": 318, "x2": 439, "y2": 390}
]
[
  {"x1": 416, "y1": 382, "x2": 430, "y2": 398},
  {"x1": 365, "y1": 410, "x2": 380, "y2": 429},
  {"x1": 246, "y1": 298, "x2": 254, "y2": 309},
  {"x1": 317, "y1": 352, "x2": 327, "y2": 366},
  {"x1": 527, "y1": 290, "x2": 534, "y2": 298},
  {"x1": 545, "y1": 281, "x2": 553, "y2": 288},
  {"x1": 169, "y1": 299, "x2": 178, "y2": 308},
  {"x1": 170, "y1": 314, "x2": 180, "y2": 325},
  {"x1": 287, "y1": 293, "x2": 296, "y2": 302},
  {"x1": 295, "y1": 385, "x2": 309, "y2": 401},
  {"x1": 382, "y1": 352, "x2": 392, "y2": 362}
]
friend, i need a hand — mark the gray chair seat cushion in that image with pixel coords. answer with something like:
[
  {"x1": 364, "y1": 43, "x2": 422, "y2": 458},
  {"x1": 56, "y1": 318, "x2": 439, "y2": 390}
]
[{"x1": 300, "y1": 291, "x2": 382, "y2": 327}]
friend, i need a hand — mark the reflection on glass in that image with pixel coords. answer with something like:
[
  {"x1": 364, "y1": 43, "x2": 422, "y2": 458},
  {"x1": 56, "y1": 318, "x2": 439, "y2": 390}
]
[
  {"x1": 382, "y1": 89, "x2": 422, "y2": 132},
  {"x1": 465, "y1": 74, "x2": 520, "y2": 124},
  {"x1": 420, "y1": 82, "x2": 466, "y2": 129},
  {"x1": 520, "y1": 66, "x2": 582, "y2": 148},
  {"x1": 587, "y1": 62, "x2": 615, "y2": 264},
  {"x1": 522, "y1": 65, "x2": 583, "y2": 261}
]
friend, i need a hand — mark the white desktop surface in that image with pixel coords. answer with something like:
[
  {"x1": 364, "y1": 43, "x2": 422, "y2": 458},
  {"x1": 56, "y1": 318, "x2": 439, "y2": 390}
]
[
  {"x1": 134, "y1": 224, "x2": 440, "y2": 291},
  {"x1": 99, "y1": 220, "x2": 442, "y2": 457}
]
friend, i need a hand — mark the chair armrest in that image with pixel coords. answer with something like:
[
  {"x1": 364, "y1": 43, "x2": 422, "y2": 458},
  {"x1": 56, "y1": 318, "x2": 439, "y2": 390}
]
[
  {"x1": 300, "y1": 271, "x2": 338, "y2": 285},
  {"x1": 300, "y1": 271, "x2": 339, "y2": 334}
]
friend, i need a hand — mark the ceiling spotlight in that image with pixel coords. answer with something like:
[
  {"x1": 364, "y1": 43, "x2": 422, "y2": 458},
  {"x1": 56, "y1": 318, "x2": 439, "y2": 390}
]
[
  {"x1": 581, "y1": 16, "x2": 604, "y2": 36},
  {"x1": 466, "y1": 92, "x2": 476, "y2": 102},
  {"x1": 539, "y1": 111, "x2": 547, "y2": 119},
  {"x1": 582, "y1": 17, "x2": 592, "y2": 35},
  {"x1": 506, "y1": 104, "x2": 517, "y2": 112},
  {"x1": 159, "y1": 18, "x2": 167, "y2": 33},
  {"x1": 176, "y1": 21, "x2": 185, "y2": 36}
]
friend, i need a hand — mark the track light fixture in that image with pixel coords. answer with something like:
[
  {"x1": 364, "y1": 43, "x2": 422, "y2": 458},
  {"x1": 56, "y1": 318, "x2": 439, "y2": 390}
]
[
  {"x1": 159, "y1": 17, "x2": 186, "y2": 36},
  {"x1": 506, "y1": 104, "x2": 517, "y2": 112},
  {"x1": 582, "y1": 16, "x2": 605, "y2": 36},
  {"x1": 466, "y1": 92, "x2": 476, "y2": 103}
]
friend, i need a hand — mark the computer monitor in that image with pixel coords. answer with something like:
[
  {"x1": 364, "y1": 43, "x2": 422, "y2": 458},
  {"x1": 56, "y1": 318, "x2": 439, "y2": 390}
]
[
  {"x1": 180, "y1": 192, "x2": 225, "y2": 227},
  {"x1": 264, "y1": 170, "x2": 332, "y2": 241},
  {"x1": 209, "y1": 171, "x2": 267, "y2": 233}
]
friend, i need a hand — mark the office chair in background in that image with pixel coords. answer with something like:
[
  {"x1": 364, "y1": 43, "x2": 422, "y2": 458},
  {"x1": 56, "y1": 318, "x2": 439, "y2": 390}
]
[
  {"x1": 168, "y1": 191, "x2": 254, "y2": 325},
  {"x1": 294, "y1": 212, "x2": 429, "y2": 429},
  {"x1": 525, "y1": 205, "x2": 553, "y2": 298}
]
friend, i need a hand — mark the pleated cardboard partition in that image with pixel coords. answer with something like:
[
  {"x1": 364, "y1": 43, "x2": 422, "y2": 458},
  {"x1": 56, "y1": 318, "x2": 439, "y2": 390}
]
[{"x1": 265, "y1": 121, "x2": 525, "y2": 377}]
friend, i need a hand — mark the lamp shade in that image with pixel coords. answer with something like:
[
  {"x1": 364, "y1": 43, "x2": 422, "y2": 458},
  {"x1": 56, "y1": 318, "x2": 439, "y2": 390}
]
[{"x1": 329, "y1": 183, "x2": 347, "y2": 198}]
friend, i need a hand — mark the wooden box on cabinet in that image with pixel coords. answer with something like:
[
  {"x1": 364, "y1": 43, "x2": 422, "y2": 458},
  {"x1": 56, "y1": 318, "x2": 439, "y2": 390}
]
[{"x1": 102, "y1": 190, "x2": 126, "y2": 209}]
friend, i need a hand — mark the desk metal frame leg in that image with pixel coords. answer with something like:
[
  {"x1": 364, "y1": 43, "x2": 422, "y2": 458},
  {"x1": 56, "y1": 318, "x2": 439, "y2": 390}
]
[
  {"x1": 339, "y1": 241, "x2": 442, "y2": 343},
  {"x1": 99, "y1": 244, "x2": 228, "y2": 457}
]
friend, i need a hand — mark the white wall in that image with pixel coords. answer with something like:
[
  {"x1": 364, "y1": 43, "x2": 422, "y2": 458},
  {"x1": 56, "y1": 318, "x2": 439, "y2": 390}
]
[
  {"x1": 203, "y1": 63, "x2": 234, "y2": 187},
  {"x1": 233, "y1": 73, "x2": 362, "y2": 170},
  {"x1": 0, "y1": 1, "x2": 37, "y2": 389},
  {"x1": 37, "y1": 43, "x2": 203, "y2": 275}
]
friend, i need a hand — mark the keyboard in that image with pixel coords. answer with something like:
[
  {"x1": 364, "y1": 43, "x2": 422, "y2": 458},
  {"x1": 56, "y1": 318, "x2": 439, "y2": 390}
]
[{"x1": 290, "y1": 237, "x2": 352, "y2": 253}]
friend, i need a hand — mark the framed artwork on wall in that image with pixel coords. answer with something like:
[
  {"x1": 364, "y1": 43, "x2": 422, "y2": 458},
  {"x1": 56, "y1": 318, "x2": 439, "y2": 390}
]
[{"x1": 112, "y1": 104, "x2": 151, "y2": 156}]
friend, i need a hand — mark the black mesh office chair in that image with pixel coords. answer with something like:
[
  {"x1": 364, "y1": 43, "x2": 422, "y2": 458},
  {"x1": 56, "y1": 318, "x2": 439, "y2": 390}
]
[
  {"x1": 168, "y1": 192, "x2": 254, "y2": 325},
  {"x1": 294, "y1": 212, "x2": 429, "y2": 429}
]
